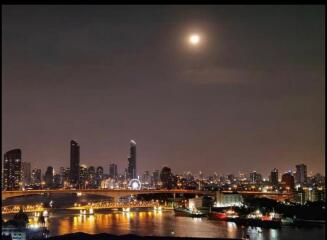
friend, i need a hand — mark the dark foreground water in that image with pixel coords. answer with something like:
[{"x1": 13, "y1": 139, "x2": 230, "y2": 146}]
[{"x1": 16, "y1": 210, "x2": 324, "y2": 240}]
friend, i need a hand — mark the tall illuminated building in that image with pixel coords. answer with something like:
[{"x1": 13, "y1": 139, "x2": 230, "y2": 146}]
[
  {"x1": 127, "y1": 140, "x2": 137, "y2": 179},
  {"x1": 3, "y1": 149, "x2": 22, "y2": 190},
  {"x1": 70, "y1": 140, "x2": 80, "y2": 188}
]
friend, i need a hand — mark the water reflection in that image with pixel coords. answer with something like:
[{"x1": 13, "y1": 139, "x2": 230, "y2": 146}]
[{"x1": 44, "y1": 211, "x2": 324, "y2": 240}]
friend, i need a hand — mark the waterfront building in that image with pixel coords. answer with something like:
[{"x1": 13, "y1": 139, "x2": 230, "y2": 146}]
[
  {"x1": 188, "y1": 197, "x2": 203, "y2": 210},
  {"x1": 3, "y1": 149, "x2": 22, "y2": 190},
  {"x1": 127, "y1": 140, "x2": 137, "y2": 179},
  {"x1": 70, "y1": 140, "x2": 80, "y2": 188},
  {"x1": 2, "y1": 223, "x2": 49, "y2": 240},
  {"x1": 215, "y1": 191, "x2": 243, "y2": 207},
  {"x1": 295, "y1": 164, "x2": 307, "y2": 184}
]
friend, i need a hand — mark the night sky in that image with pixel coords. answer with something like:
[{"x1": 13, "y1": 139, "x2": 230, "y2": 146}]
[{"x1": 2, "y1": 5, "x2": 325, "y2": 177}]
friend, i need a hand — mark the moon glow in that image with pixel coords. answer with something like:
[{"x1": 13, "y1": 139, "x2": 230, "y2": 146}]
[{"x1": 189, "y1": 34, "x2": 200, "y2": 45}]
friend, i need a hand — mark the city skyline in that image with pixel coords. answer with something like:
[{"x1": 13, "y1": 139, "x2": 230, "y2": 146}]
[
  {"x1": 3, "y1": 5, "x2": 325, "y2": 177},
  {"x1": 2, "y1": 143, "x2": 323, "y2": 179}
]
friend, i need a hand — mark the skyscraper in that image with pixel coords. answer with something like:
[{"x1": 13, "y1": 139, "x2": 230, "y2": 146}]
[
  {"x1": 70, "y1": 140, "x2": 80, "y2": 188},
  {"x1": 79, "y1": 165, "x2": 88, "y2": 189},
  {"x1": 270, "y1": 168, "x2": 279, "y2": 186},
  {"x1": 96, "y1": 166, "x2": 104, "y2": 186},
  {"x1": 281, "y1": 171, "x2": 295, "y2": 192},
  {"x1": 127, "y1": 140, "x2": 137, "y2": 179},
  {"x1": 44, "y1": 166, "x2": 54, "y2": 188},
  {"x1": 295, "y1": 164, "x2": 307, "y2": 184},
  {"x1": 22, "y1": 161, "x2": 31, "y2": 186},
  {"x1": 109, "y1": 163, "x2": 118, "y2": 179},
  {"x1": 160, "y1": 166, "x2": 175, "y2": 189},
  {"x1": 31, "y1": 168, "x2": 42, "y2": 186},
  {"x1": 250, "y1": 171, "x2": 262, "y2": 183},
  {"x1": 3, "y1": 149, "x2": 22, "y2": 190}
]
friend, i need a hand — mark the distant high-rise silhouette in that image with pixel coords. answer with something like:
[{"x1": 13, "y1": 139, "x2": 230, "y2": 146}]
[
  {"x1": 281, "y1": 171, "x2": 295, "y2": 192},
  {"x1": 127, "y1": 140, "x2": 137, "y2": 179},
  {"x1": 31, "y1": 168, "x2": 42, "y2": 186},
  {"x1": 3, "y1": 149, "x2": 22, "y2": 190},
  {"x1": 109, "y1": 163, "x2": 118, "y2": 179},
  {"x1": 45, "y1": 166, "x2": 54, "y2": 188},
  {"x1": 270, "y1": 168, "x2": 279, "y2": 186},
  {"x1": 22, "y1": 161, "x2": 31, "y2": 186},
  {"x1": 295, "y1": 164, "x2": 307, "y2": 184},
  {"x1": 70, "y1": 140, "x2": 80, "y2": 188}
]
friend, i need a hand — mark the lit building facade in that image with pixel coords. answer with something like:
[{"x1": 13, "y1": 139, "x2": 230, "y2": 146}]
[
  {"x1": 215, "y1": 191, "x2": 243, "y2": 207},
  {"x1": 31, "y1": 168, "x2": 41, "y2": 186},
  {"x1": 127, "y1": 140, "x2": 137, "y2": 179},
  {"x1": 3, "y1": 149, "x2": 22, "y2": 190}
]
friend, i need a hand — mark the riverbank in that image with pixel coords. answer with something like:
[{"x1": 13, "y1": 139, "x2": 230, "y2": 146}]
[{"x1": 47, "y1": 232, "x2": 244, "y2": 240}]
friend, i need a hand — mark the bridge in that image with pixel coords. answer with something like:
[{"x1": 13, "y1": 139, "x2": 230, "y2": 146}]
[
  {"x1": 68, "y1": 200, "x2": 160, "y2": 211},
  {"x1": 2, "y1": 189, "x2": 213, "y2": 201},
  {"x1": 2, "y1": 189, "x2": 293, "y2": 202}
]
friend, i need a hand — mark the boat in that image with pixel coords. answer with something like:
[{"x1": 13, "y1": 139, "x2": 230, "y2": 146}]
[
  {"x1": 234, "y1": 218, "x2": 282, "y2": 228},
  {"x1": 174, "y1": 207, "x2": 206, "y2": 218},
  {"x1": 209, "y1": 209, "x2": 239, "y2": 221}
]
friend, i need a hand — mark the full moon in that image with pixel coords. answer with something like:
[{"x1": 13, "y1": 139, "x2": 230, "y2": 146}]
[{"x1": 189, "y1": 34, "x2": 200, "y2": 45}]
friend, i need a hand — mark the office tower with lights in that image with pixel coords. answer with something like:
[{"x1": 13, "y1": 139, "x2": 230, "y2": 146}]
[
  {"x1": 250, "y1": 171, "x2": 262, "y2": 183},
  {"x1": 127, "y1": 140, "x2": 137, "y2": 179},
  {"x1": 70, "y1": 140, "x2": 80, "y2": 188},
  {"x1": 79, "y1": 165, "x2": 88, "y2": 189},
  {"x1": 31, "y1": 168, "x2": 42, "y2": 186},
  {"x1": 3, "y1": 149, "x2": 22, "y2": 190},
  {"x1": 295, "y1": 164, "x2": 307, "y2": 184}
]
